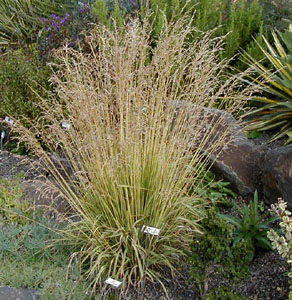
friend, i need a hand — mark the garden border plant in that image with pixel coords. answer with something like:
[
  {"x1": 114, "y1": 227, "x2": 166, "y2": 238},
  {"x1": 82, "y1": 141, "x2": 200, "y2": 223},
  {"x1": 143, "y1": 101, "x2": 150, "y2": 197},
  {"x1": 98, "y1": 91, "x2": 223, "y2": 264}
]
[
  {"x1": 188, "y1": 208, "x2": 252, "y2": 300},
  {"x1": 268, "y1": 198, "x2": 292, "y2": 300},
  {"x1": 0, "y1": 213, "x2": 92, "y2": 300},
  {"x1": 244, "y1": 23, "x2": 292, "y2": 145},
  {"x1": 9, "y1": 11, "x2": 259, "y2": 297},
  {"x1": 0, "y1": 0, "x2": 74, "y2": 46},
  {"x1": 218, "y1": 191, "x2": 278, "y2": 260}
]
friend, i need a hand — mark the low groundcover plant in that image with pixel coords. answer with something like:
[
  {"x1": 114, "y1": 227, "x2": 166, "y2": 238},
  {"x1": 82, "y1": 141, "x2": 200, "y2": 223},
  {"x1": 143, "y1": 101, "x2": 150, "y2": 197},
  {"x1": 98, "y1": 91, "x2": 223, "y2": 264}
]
[
  {"x1": 189, "y1": 209, "x2": 251, "y2": 300},
  {"x1": 10, "y1": 13, "x2": 258, "y2": 296}
]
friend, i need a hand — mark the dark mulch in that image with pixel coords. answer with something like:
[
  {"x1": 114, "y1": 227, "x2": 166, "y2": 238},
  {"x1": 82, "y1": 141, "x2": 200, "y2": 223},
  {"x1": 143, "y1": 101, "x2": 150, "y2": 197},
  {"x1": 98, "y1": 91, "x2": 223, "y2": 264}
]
[{"x1": 122, "y1": 248, "x2": 289, "y2": 300}]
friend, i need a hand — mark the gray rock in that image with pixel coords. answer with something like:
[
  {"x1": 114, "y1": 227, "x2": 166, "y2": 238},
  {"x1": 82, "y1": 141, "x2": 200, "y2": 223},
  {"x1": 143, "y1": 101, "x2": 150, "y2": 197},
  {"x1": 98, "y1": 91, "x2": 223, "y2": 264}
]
[
  {"x1": 50, "y1": 151, "x2": 76, "y2": 181},
  {"x1": 205, "y1": 114, "x2": 262, "y2": 195},
  {"x1": 0, "y1": 150, "x2": 69, "y2": 214},
  {"x1": 172, "y1": 101, "x2": 262, "y2": 195},
  {"x1": 210, "y1": 140, "x2": 262, "y2": 195},
  {"x1": 0, "y1": 286, "x2": 41, "y2": 300},
  {"x1": 261, "y1": 145, "x2": 292, "y2": 207},
  {"x1": 22, "y1": 180, "x2": 69, "y2": 213}
]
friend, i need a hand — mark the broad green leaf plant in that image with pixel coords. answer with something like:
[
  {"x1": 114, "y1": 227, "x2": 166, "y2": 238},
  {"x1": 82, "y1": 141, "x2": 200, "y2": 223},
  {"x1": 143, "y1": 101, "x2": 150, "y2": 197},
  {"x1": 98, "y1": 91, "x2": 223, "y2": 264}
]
[
  {"x1": 245, "y1": 23, "x2": 292, "y2": 144},
  {"x1": 218, "y1": 191, "x2": 278, "y2": 259}
]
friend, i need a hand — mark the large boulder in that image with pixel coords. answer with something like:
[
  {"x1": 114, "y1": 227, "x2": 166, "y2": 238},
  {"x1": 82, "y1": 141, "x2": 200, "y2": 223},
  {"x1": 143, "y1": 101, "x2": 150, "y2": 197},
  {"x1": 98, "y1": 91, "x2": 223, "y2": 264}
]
[
  {"x1": 172, "y1": 101, "x2": 262, "y2": 195},
  {"x1": 0, "y1": 150, "x2": 68, "y2": 214},
  {"x1": 209, "y1": 136, "x2": 262, "y2": 195},
  {"x1": 0, "y1": 287, "x2": 41, "y2": 300},
  {"x1": 22, "y1": 180, "x2": 69, "y2": 214},
  {"x1": 261, "y1": 145, "x2": 292, "y2": 207}
]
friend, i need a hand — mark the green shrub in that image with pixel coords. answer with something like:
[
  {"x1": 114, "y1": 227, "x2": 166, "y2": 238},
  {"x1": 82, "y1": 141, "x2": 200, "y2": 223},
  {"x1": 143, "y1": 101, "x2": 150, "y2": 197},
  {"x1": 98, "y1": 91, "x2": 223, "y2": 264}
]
[
  {"x1": 0, "y1": 46, "x2": 52, "y2": 121},
  {"x1": 0, "y1": 176, "x2": 33, "y2": 225},
  {"x1": 91, "y1": 0, "x2": 265, "y2": 63},
  {"x1": 244, "y1": 23, "x2": 292, "y2": 145},
  {"x1": 222, "y1": 0, "x2": 263, "y2": 59},
  {"x1": 0, "y1": 45, "x2": 52, "y2": 153},
  {"x1": 144, "y1": 0, "x2": 266, "y2": 70},
  {"x1": 89, "y1": 0, "x2": 278, "y2": 73},
  {"x1": 236, "y1": 23, "x2": 266, "y2": 71},
  {"x1": 205, "y1": 286, "x2": 248, "y2": 300},
  {"x1": 91, "y1": 0, "x2": 125, "y2": 29},
  {"x1": 192, "y1": 0, "x2": 227, "y2": 34},
  {"x1": 188, "y1": 209, "x2": 252, "y2": 299},
  {"x1": 10, "y1": 15, "x2": 255, "y2": 295},
  {"x1": 201, "y1": 0, "x2": 266, "y2": 69},
  {"x1": 91, "y1": 0, "x2": 110, "y2": 26},
  {"x1": 218, "y1": 191, "x2": 278, "y2": 260}
]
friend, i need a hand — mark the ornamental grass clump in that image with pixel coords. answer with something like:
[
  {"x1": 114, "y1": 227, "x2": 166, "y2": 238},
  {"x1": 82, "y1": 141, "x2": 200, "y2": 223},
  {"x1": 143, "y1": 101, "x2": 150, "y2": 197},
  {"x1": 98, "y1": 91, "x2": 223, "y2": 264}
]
[{"x1": 10, "y1": 15, "x2": 257, "y2": 295}]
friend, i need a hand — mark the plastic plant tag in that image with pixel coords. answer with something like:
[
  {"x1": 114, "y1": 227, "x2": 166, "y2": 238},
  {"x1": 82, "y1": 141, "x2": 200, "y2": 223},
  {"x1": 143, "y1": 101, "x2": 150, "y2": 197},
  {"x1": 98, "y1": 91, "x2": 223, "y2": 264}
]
[
  {"x1": 4, "y1": 116, "x2": 14, "y2": 125},
  {"x1": 1, "y1": 131, "x2": 5, "y2": 139},
  {"x1": 61, "y1": 121, "x2": 71, "y2": 130},
  {"x1": 141, "y1": 225, "x2": 160, "y2": 236},
  {"x1": 105, "y1": 277, "x2": 122, "y2": 288}
]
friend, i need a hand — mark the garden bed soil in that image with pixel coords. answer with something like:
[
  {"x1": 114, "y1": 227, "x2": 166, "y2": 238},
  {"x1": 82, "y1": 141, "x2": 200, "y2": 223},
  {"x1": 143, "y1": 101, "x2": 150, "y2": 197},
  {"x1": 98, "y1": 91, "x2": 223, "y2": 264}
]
[
  {"x1": 124, "y1": 250, "x2": 289, "y2": 300},
  {"x1": 0, "y1": 150, "x2": 43, "y2": 180}
]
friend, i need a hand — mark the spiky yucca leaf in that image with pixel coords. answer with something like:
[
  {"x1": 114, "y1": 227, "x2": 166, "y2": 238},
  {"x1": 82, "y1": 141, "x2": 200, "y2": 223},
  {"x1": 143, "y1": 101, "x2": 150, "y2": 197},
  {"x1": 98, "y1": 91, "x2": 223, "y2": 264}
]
[
  {"x1": 244, "y1": 24, "x2": 292, "y2": 144},
  {"x1": 10, "y1": 14, "x2": 257, "y2": 296}
]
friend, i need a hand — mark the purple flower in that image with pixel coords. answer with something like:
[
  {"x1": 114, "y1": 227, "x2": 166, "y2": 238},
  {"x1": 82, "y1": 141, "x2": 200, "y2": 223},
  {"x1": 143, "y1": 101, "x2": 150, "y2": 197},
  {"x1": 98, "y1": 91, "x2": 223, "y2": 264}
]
[
  {"x1": 60, "y1": 13, "x2": 70, "y2": 25},
  {"x1": 79, "y1": 3, "x2": 90, "y2": 14},
  {"x1": 50, "y1": 14, "x2": 58, "y2": 19},
  {"x1": 40, "y1": 17, "x2": 48, "y2": 23},
  {"x1": 48, "y1": 32, "x2": 54, "y2": 41},
  {"x1": 52, "y1": 20, "x2": 60, "y2": 31},
  {"x1": 69, "y1": 41, "x2": 75, "y2": 47}
]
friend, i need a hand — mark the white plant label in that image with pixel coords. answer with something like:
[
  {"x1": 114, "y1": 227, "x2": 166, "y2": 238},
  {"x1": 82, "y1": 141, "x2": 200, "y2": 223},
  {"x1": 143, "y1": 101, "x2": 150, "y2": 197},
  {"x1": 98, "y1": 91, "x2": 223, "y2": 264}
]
[
  {"x1": 1, "y1": 131, "x2": 5, "y2": 139},
  {"x1": 141, "y1": 225, "x2": 160, "y2": 236},
  {"x1": 61, "y1": 121, "x2": 71, "y2": 130},
  {"x1": 105, "y1": 277, "x2": 122, "y2": 288},
  {"x1": 4, "y1": 116, "x2": 14, "y2": 125}
]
